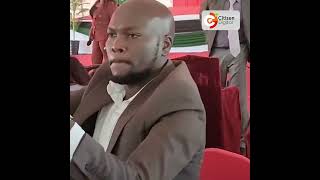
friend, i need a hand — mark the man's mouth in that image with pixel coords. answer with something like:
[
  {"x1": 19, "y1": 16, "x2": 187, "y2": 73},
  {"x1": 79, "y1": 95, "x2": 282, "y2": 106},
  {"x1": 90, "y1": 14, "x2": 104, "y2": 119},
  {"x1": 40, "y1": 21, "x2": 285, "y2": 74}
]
[{"x1": 110, "y1": 59, "x2": 131, "y2": 65}]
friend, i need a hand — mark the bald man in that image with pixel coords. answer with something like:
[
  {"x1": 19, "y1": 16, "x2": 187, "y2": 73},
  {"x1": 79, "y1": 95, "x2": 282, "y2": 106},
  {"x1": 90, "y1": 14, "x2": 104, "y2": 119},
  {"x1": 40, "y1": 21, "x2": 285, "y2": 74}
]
[{"x1": 70, "y1": 0, "x2": 206, "y2": 180}]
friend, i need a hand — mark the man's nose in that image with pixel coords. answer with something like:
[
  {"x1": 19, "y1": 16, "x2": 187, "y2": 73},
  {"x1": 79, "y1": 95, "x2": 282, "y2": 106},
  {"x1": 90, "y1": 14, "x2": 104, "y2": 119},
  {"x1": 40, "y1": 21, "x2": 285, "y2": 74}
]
[{"x1": 111, "y1": 37, "x2": 127, "y2": 53}]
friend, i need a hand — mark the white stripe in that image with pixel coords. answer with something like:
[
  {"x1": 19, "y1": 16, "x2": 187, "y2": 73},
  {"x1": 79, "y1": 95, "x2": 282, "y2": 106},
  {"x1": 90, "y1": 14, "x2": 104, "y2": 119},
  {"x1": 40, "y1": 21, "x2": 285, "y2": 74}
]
[
  {"x1": 170, "y1": 45, "x2": 208, "y2": 53},
  {"x1": 174, "y1": 14, "x2": 200, "y2": 21},
  {"x1": 70, "y1": 122, "x2": 85, "y2": 162},
  {"x1": 74, "y1": 44, "x2": 208, "y2": 54},
  {"x1": 70, "y1": 30, "x2": 89, "y2": 41},
  {"x1": 78, "y1": 20, "x2": 92, "y2": 22}
]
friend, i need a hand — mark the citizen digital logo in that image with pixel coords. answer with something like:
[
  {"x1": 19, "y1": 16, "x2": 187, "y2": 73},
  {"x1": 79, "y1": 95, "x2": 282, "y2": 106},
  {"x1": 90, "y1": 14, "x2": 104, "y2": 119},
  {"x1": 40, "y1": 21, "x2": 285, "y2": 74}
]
[{"x1": 201, "y1": 10, "x2": 240, "y2": 30}]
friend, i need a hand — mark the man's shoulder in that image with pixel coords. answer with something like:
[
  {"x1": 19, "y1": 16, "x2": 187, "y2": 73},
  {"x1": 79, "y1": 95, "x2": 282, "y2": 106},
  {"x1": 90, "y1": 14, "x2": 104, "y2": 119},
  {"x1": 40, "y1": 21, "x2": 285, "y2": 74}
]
[
  {"x1": 167, "y1": 60, "x2": 199, "y2": 92},
  {"x1": 148, "y1": 60, "x2": 204, "y2": 110}
]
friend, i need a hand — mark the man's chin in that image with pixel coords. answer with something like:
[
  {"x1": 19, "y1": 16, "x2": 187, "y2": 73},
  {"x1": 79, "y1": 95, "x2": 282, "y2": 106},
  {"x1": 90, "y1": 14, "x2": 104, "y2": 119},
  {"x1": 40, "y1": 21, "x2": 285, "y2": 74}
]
[
  {"x1": 110, "y1": 75, "x2": 129, "y2": 85},
  {"x1": 110, "y1": 70, "x2": 152, "y2": 85}
]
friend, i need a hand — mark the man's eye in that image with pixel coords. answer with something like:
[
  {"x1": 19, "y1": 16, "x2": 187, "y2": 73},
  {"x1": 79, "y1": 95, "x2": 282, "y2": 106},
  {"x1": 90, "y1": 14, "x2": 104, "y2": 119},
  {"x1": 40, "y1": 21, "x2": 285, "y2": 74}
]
[
  {"x1": 108, "y1": 32, "x2": 117, "y2": 38},
  {"x1": 128, "y1": 34, "x2": 140, "y2": 39}
]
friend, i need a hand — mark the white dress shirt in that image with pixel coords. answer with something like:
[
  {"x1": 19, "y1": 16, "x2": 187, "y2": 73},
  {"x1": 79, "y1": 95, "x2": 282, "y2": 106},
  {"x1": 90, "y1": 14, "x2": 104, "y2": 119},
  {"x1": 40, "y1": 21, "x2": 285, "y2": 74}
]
[
  {"x1": 93, "y1": 84, "x2": 140, "y2": 151},
  {"x1": 70, "y1": 84, "x2": 85, "y2": 92}
]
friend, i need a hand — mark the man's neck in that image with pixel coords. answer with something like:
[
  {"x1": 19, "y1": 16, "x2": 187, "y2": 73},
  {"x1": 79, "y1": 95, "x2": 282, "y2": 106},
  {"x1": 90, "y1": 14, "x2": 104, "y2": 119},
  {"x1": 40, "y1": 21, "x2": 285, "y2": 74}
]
[
  {"x1": 123, "y1": 59, "x2": 168, "y2": 100},
  {"x1": 123, "y1": 77, "x2": 152, "y2": 100}
]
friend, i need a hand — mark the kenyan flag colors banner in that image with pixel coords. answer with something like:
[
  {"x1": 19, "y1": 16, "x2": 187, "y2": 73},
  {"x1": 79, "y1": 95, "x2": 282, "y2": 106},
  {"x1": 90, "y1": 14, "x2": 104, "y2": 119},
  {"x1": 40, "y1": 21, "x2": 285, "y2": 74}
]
[{"x1": 71, "y1": 5, "x2": 208, "y2": 55}]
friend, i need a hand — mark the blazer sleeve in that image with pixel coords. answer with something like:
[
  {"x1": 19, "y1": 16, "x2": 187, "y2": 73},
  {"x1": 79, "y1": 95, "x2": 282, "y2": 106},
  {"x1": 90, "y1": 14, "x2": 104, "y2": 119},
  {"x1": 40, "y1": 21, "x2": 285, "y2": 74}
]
[
  {"x1": 70, "y1": 87, "x2": 86, "y2": 115},
  {"x1": 70, "y1": 109, "x2": 206, "y2": 180}
]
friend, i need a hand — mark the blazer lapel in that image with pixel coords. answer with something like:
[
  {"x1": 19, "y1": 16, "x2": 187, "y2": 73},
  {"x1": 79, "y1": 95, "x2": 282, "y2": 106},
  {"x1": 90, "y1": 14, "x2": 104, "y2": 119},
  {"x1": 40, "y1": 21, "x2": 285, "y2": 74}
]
[
  {"x1": 106, "y1": 87, "x2": 147, "y2": 153},
  {"x1": 73, "y1": 80, "x2": 112, "y2": 126},
  {"x1": 106, "y1": 61, "x2": 176, "y2": 152}
]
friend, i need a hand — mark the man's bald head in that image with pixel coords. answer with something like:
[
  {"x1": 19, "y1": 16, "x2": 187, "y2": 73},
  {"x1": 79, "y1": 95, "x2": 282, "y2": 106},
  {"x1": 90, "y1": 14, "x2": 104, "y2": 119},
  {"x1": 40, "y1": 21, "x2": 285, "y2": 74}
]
[{"x1": 112, "y1": 0, "x2": 175, "y2": 42}]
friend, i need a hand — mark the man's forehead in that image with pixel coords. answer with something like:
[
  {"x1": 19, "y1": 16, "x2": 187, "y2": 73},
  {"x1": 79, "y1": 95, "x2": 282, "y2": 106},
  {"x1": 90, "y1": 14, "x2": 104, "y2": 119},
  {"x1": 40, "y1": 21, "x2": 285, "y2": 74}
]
[
  {"x1": 108, "y1": 25, "x2": 142, "y2": 32},
  {"x1": 110, "y1": 11, "x2": 149, "y2": 24},
  {"x1": 108, "y1": 16, "x2": 156, "y2": 32}
]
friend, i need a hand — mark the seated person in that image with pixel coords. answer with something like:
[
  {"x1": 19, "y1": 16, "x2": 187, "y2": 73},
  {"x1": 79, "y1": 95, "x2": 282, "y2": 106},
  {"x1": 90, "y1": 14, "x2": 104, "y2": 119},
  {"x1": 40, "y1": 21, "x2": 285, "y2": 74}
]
[
  {"x1": 70, "y1": 0, "x2": 206, "y2": 179},
  {"x1": 70, "y1": 56, "x2": 90, "y2": 91}
]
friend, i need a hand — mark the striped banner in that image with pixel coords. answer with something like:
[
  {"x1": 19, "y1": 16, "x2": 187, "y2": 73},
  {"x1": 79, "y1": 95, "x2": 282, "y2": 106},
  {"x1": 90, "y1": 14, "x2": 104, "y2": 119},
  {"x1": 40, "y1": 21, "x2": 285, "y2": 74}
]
[{"x1": 71, "y1": 6, "x2": 208, "y2": 54}]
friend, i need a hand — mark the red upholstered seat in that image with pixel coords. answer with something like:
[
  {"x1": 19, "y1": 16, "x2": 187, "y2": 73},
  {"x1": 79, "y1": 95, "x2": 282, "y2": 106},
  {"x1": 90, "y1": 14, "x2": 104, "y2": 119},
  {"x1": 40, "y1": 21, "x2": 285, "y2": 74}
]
[
  {"x1": 172, "y1": 55, "x2": 242, "y2": 153},
  {"x1": 200, "y1": 148, "x2": 250, "y2": 180}
]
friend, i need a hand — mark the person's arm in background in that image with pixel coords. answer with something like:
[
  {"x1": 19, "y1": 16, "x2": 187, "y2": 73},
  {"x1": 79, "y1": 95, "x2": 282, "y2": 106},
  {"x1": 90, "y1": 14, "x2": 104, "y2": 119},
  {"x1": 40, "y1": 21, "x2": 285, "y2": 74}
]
[
  {"x1": 88, "y1": 0, "x2": 99, "y2": 45},
  {"x1": 200, "y1": 0, "x2": 210, "y2": 45},
  {"x1": 199, "y1": 0, "x2": 209, "y2": 20},
  {"x1": 89, "y1": 27, "x2": 94, "y2": 42},
  {"x1": 107, "y1": 0, "x2": 117, "y2": 26},
  {"x1": 242, "y1": 0, "x2": 250, "y2": 61},
  {"x1": 111, "y1": 0, "x2": 117, "y2": 12},
  {"x1": 89, "y1": 0, "x2": 99, "y2": 18},
  {"x1": 243, "y1": 0, "x2": 250, "y2": 46}
]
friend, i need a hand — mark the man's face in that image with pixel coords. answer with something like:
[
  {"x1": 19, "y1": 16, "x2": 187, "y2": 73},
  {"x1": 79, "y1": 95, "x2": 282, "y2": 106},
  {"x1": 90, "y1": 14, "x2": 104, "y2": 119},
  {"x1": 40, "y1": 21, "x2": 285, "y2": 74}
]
[{"x1": 105, "y1": 12, "x2": 161, "y2": 84}]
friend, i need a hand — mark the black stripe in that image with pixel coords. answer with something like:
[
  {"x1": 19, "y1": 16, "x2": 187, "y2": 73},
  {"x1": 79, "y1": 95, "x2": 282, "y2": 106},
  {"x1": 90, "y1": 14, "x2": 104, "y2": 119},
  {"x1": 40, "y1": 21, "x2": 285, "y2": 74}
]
[{"x1": 175, "y1": 20, "x2": 202, "y2": 33}]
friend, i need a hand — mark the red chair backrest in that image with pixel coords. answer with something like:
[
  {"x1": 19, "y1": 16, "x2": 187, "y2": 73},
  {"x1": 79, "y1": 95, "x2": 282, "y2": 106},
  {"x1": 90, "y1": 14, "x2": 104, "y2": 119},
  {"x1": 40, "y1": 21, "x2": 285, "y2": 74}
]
[
  {"x1": 172, "y1": 55, "x2": 223, "y2": 148},
  {"x1": 221, "y1": 86, "x2": 242, "y2": 154},
  {"x1": 200, "y1": 148, "x2": 250, "y2": 180}
]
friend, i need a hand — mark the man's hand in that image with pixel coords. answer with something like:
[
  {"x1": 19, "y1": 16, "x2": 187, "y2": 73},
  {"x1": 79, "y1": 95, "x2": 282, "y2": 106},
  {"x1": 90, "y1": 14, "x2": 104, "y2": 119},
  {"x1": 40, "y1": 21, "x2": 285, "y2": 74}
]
[{"x1": 87, "y1": 40, "x2": 92, "y2": 46}]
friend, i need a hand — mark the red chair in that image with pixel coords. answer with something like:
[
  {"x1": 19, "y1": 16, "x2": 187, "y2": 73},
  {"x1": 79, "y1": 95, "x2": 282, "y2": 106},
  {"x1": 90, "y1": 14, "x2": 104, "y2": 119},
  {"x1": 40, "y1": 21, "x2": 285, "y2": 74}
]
[
  {"x1": 172, "y1": 55, "x2": 242, "y2": 154},
  {"x1": 221, "y1": 86, "x2": 242, "y2": 154},
  {"x1": 200, "y1": 148, "x2": 250, "y2": 180},
  {"x1": 172, "y1": 55, "x2": 223, "y2": 148}
]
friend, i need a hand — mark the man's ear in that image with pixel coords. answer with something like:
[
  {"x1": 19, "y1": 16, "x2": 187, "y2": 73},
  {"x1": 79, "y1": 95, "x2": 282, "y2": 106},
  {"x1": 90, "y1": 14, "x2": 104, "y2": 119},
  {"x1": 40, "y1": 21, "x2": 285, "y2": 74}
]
[{"x1": 161, "y1": 34, "x2": 173, "y2": 57}]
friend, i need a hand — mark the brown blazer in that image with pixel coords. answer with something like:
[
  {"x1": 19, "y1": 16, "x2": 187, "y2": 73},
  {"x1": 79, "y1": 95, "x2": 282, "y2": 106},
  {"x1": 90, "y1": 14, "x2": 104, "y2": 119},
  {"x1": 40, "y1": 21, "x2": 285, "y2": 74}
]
[
  {"x1": 200, "y1": 0, "x2": 250, "y2": 56},
  {"x1": 70, "y1": 60, "x2": 206, "y2": 180}
]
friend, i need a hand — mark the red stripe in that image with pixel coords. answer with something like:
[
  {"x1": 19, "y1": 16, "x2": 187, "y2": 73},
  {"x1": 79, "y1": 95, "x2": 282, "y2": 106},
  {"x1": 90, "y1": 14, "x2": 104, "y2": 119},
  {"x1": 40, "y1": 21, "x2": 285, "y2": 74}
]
[{"x1": 77, "y1": 6, "x2": 201, "y2": 21}]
